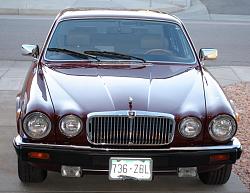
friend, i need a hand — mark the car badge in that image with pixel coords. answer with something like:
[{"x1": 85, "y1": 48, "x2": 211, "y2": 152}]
[
  {"x1": 128, "y1": 97, "x2": 136, "y2": 119},
  {"x1": 128, "y1": 97, "x2": 133, "y2": 110}
]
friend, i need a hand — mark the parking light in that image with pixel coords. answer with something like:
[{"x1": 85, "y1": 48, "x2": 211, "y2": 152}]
[{"x1": 28, "y1": 152, "x2": 50, "y2": 160}]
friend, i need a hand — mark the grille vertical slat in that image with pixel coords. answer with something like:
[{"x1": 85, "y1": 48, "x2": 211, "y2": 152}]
[
  {"x1": 155, "y1": 118, "x2": 158, "y2": 144},
  {"x1": 164, "y1": 119, "x2": 169, "y2": 144},
  {"x1": 139, "y1": 117, "x2": 143, "y2": 144},
  {"x1": 106, "y1": 117, "x2": 109, "y2": 144},
  {"x1": 101, "y1": 117, "x2": 103, "y2": 143},
  {"x1": 152, "y1": 117, "x2": 155, "y2": 144},
  {"x1": 147, "y1": 118, "x2": 150, "y2": 144},
  {"x1": 154, "y1": 118, "x2": 160, "y2": 144},
  {"x1": 161, "y1": 118, "x2": 165, "y2": 144},
  {"x1": 123, "y1": 117, "x2": 126, "y2": 144},
  {"x1": 118, "y1": 117, "x2": 121, "y2": 144},
  {"x1": 135, "y1": 117, "x2": 139, "y2": 144},
  {"x1": 151, "y1": 118, "x2": 154, "y2": 144},
  {"x1": 121, "y1": 117, "x2": 124, "y2": 144},
  {"x1": 154, "y1": 118, "x2": 157, "y2": 143},
  {"x1": 109, "y1": 117, "x2": 112, "y2": 144},
  {"x1": 149, "y1": 118, "x2": 152, "y2": 143},
  {"x1": 115, "y1": 117, "x2": 118, "y2": 144},
  {"x1": 141, "y1": 117, "x2": 144, "y2": 144},
  {"x1": 112, "y1": 117, "x2": 115, "y2": 144},
  {"x1": 87, "y1": 112, "x2": 174, "y2": 145},
  {"x1": 145, "y1": 117, "x2": 148, "y2": 144},
  {"x1": 113, "y1": 117, "x2": 115, "y2": 144},
  {"x1": 161, "y1": 118, "x2": 164, "y2": 144},
  {"x1": 131, "y1": 118, "x2": 135, "y2": 143},
  {"x1": 126, "y1": 117, "x2": 129, "y2": 144},
  {"x1": 91, "y1": 118, "x2": 93, "y2": 142},
  {"x1": 103, "y1": 117, "x2": 106, "y2": 143},
  {"x1": 158, "y1": 118, "x2": 161, "y2": 144},
  {"x1": 97, "y1": 117, "x2": 100, "y2": 143},
  {"x1": 160, "y1": 118, "x2": 163, "y2": 144}
]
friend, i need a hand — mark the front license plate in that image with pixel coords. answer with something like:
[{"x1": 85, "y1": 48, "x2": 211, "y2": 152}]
[{"x1": 109, "y1": 157, "x2": 152, "y2": 181}]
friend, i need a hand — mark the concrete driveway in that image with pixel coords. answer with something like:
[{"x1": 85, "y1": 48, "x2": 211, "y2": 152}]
[{"x1": 0, "y1": 61, "x2": 248, "y2": 193}]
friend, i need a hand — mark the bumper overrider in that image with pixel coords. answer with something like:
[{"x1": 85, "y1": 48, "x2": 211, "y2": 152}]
[{"x1": 13, "y1": 135, "x2": 242, "y2": 173}]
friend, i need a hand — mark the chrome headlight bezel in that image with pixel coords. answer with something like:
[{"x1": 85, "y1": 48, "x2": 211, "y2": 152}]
[
  {"x1": 59, "y1": 115, "x2": 83, "y2": 137},
  {"x1": 209, "y1": 114, "x2": 237, "y2": 142},
  {"x1": 179, "y1": 117, "x2": 202, "y2": 138},
  {"x1": 23, "y1": 112, "x2": 52, "y2": 139}
]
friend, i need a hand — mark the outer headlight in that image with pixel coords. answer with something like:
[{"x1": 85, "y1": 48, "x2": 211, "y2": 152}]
[
  {"x1": 59, "y1": 115, "x2": 83, "y2": 137},
  {"x1": 179, "y1": 117, "x2": 202, "y2": 138},
  {"x1": 23, "y1": 112, "x2": 51, "y2": 139},
  {"x1": 209, "y1": 114, "x2": 236, "y2": 142}
]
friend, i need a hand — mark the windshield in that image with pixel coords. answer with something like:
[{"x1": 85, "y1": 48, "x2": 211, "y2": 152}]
[{"x1": 45, "y1": 19, "x2": 196, "y2": 64}]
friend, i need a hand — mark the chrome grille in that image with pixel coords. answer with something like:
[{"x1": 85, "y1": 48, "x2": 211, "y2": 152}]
[{"x1": 86, "y1": 111, "x2": 175, "y2": 145}]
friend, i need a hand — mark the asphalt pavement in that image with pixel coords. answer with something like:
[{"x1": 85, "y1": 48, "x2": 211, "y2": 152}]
[
  {"x1": 0, "y1": 0, "x2": 188, "y2": 15},
  {"x1": 175, "y1": 0, "x2": 250, "y2": 21},
  {"x1": 201, "y1": 0, "x2": 250, "y2": 15}
]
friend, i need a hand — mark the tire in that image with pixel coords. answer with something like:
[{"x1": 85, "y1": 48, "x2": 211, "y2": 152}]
[
  {"x1": 18, "y1": 158, "x2": 47, "y2": 183},
  {"x1": 198, "y1": 164, "x2": 232, "y2": 185}
]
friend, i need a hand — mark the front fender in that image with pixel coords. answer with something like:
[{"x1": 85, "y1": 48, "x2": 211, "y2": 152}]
[{"x1": 17, "y1": 62, "x2": 55, "y2": 142}]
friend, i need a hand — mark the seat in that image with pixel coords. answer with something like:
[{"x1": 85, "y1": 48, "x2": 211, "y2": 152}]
[
  {"x1": 65, "y1": 28, "x2": 92, "y2": 52},
  {"x1": 141, "y1": 34, "x2": 173, "y2": 54},
  {"x1": 141, "y1": 35, "x2": 165, "y2": 50},
  {"x1": 129, "y1": 34, "x2": 171, "y2": 55}
]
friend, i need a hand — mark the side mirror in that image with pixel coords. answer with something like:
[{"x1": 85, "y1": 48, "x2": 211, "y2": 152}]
[
  {"x1": 199, "y1": 48, "x2": 218, "y2": 61},
  {"x1": 21, "y1": 44, "x2": 39, "y2": 58}
]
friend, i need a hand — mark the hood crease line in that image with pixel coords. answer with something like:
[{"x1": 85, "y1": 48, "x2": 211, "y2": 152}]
[
  {"x1": 98, "y1": 74, "x2": 116, "y2": 110},
  {"x1": 147, "y1": 67, "x2": 152, "y2": 111}
]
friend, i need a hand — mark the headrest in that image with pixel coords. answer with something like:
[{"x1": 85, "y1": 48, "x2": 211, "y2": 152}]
[
  {"x1": 140, "y1": 35, "x2": 166, "y2": 49},
  {"x1": 66, "y1": 29, "x2": 91, "y2": 48}
]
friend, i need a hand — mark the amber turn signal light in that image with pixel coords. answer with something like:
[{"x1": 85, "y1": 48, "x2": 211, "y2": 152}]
[
  {"x1": 210, "y1": 154, "x2": 229, "y2": 162},
  {"x1": 236, "y1": 113, "x2": 240, "y2": 122},
  {"x1": 28, "y1": 152, "x2": 50, "y2": 160}
]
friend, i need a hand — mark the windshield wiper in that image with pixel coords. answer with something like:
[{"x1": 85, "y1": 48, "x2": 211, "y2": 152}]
[
  {"x1": 47, "y1": 48, "x2": 100, "y2": 61},
  {"x1": 84, "y1": 50, "x2": 146, "y2": 63}
]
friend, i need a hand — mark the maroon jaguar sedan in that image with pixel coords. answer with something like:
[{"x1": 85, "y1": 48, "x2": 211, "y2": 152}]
[{"x1": 14, "y1": 8, "x2": 242, "y2": 184}]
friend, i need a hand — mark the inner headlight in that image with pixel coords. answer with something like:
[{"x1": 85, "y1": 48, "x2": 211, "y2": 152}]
[
  {"x1": 59, "y1": 115, "x2": 83, "y2": 137},
  {"x1": 179, "y1": 117, "x2": 202, "y2": 138},
  {"x1": 23, "y1": 112, "x2": 51, "y2": 139},
  {"x1": 209, "y1": 114, "x2": 236, "y2": 142}
]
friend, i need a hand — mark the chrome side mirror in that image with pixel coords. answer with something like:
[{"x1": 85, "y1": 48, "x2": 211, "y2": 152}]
[
  {"x1": 22, "y1": 44, "x2": 39, "y2": 58},
  {"x1": 199, "y1": 48, "x2": 218, "y2": 61}
]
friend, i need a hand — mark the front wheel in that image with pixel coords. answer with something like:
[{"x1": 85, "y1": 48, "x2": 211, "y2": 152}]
[
  {"x1": 18, "y1": 158, "x2": 47, "y2": 183},
  {"x1": 198, "y1": 164, "x2": 232, "y2": 185}
]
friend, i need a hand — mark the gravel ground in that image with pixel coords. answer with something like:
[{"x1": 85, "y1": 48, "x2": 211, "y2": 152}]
[{"x1": 223, "y1": 82, "x2": 250, "y2": 190}]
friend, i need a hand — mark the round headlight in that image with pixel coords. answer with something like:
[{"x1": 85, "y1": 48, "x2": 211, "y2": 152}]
[
  {"x1": 23, "y1": 112, "x2": 51, "y2": 139},
  {"x1": 179, "y1": 117, "x2": 202, "y2": 138},
  {"x1": 209, "y1": 115, "x2": 236, "y2": 142},
  {"x1": 59, "y1": 115, "x2": 83, "y2": 137}
]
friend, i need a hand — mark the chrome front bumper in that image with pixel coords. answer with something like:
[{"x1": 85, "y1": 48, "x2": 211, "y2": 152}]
[{"x1": 14, "y1": 135, "x2": 241, "y2": 152}]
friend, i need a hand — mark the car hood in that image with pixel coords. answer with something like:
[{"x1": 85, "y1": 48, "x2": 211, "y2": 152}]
[{"x1": 43, "y1": 63, "x2": 206, "y2": 118}]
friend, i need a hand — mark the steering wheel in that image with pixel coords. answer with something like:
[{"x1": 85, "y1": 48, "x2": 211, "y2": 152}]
[{"x1": 144, "y1": 49, "x2": 173, "y2": 55}]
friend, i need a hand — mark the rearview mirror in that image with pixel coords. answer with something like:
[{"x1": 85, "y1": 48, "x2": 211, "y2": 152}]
[
  {"x1": 199, "y1": 48, "x2": 218, "y2": 61},
  {"x1": 21, "y1": 44, "x2": 39, "y2": 58}
]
